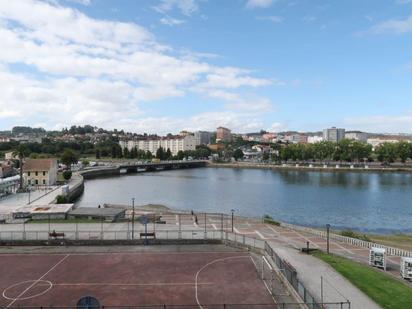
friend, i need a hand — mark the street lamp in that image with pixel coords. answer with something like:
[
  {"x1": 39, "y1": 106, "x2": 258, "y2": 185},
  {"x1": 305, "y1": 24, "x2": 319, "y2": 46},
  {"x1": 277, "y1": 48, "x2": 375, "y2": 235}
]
[
  {"x1": 132, "y1": 198, "x2": 135, "y2": 240},
  {"x1": 231, "y1": 209, "x2": 235, "y2": 233},
  {"x1": 326, "y1": 224, "x2": 331, "y2": 254}
]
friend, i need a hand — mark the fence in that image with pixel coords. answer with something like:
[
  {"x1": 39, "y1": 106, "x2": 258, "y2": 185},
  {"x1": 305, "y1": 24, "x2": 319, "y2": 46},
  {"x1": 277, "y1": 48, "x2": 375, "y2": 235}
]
[
  {"x1": 264, "y1": 243, "x2": 350, "y2": 309},
  {"x1": 280, "y1": 222, "x2": 412, "y2": 258},
  {"x1": 3, "y1": 304, "x2": 351, "y2": 309},
  {"x1": 0, "y1": 228, "x2": 350, "y2": 309}
]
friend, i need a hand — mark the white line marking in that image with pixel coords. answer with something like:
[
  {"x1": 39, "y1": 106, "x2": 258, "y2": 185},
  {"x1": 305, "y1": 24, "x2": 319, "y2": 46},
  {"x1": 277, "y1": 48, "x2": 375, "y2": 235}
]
[
  {"x1": 54, "y1": 282, "x2": 213, "y2": 287},
  {"x1": 195, "y1": 256, "x2": 249, "y2": 309},
  {"x1": 255, "y1": 230, "x2": 266, "y2": 239},
  {"x1": 211, "y1": 224, "x2": 217, "y2": 230},
  {"x1": 266, "y1": 225, "x2": 280, "y2": 236},
  {"x1": 3, "y1": 280, "x2": 53, "y2": 301},
  {"x1": 6, "y1": 254, "x2": 69, "y2": 308},
  {"x1": 233, "y1": 227, "x2": 240, "y2": 234}
]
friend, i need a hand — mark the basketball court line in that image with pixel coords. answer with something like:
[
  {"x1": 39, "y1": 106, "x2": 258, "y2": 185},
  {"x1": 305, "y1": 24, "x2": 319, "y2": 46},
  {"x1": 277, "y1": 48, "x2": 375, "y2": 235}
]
[
  {"x1": 194, "y1": 255, "x2": 253, "y2": 309},
  {"x1": 53, "y1": 282, "x2": 214, "y2": 287},
  {"x1": 5, "y1": 254, "x2": 70, "y2": 308}
]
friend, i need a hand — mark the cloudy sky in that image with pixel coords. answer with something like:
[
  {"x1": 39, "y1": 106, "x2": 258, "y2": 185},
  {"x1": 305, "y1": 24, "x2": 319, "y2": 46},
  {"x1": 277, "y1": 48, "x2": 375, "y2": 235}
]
[{"x1": 0, "y1": 0, "x2": 412, "y2": 134}]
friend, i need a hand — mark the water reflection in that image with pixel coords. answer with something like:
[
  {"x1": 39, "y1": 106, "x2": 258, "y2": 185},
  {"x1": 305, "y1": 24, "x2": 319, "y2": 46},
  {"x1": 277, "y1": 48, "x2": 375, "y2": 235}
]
[{"x1": 76, "y1": 168, "x2": 412, "y2": 234}]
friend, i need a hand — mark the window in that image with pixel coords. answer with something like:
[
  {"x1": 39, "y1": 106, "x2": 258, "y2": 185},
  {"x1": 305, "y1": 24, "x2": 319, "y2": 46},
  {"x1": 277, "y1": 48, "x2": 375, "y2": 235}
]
[
  {"x1": 28, "y1": 172, "x2": 30, "y2": 176},
  {"x1": 43, "y1": 171, "x2": 46, "y2": 176},
  {"x1": 35, "y1": 171, "x2": 38, "y2": 176},
  {"x1": 43, "y1": 179, "x2": 46, "y2": 185},
  {"x1": 35, "y1": 180, "x2": 38, "y2": 185}
]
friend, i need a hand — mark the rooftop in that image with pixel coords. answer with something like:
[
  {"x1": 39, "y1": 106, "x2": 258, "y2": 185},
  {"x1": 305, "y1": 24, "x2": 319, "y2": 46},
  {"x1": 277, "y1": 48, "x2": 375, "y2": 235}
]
[{"x1": 23, "y1": 158, "x2": 57, "y2": 172}]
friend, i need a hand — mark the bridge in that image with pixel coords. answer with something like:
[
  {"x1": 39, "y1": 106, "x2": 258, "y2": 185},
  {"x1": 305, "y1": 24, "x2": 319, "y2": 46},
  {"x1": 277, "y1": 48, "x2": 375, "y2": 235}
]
[{"x1": 80, "y1": 160, "x2": 208, "y2": 179}]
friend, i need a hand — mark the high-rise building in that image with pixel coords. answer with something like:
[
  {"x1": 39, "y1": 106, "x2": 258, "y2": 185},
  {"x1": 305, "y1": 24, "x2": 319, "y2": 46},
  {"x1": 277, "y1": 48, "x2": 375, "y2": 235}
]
[
  {"x1": 194, "y1": 131, "x2": 211, "y2": 145},
  {"x1": 323, "y1": 127, "x2": 345, "y2": 143},
  {"x1": 216, "y1": 127, "x2": 232, "y2": 142}
]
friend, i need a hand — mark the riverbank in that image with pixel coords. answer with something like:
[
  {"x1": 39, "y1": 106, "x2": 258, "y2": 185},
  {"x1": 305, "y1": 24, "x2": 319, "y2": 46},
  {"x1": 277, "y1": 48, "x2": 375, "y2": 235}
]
[{"x1": 208, "y1": 161, "x2": 412, "y2": 173}]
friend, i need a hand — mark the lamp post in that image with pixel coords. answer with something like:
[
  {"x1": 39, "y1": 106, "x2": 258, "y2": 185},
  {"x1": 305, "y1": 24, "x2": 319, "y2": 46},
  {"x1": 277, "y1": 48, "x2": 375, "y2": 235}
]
[
  {"x1": 231, "y1": 209, "x2": 235, "y2": 233},
  {"x1": 326, "y1": 224, "x2": 331, "y2": 254},
  {"x1": 132, "y1": 198, "x2": 135, "y2": 240}
]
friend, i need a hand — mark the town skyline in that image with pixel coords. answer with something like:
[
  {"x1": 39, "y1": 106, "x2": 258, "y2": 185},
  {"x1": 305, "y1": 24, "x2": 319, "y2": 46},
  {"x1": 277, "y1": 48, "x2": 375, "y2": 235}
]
[{"x1": 1, "y1": 1, "x2": 412, "y2": 133}]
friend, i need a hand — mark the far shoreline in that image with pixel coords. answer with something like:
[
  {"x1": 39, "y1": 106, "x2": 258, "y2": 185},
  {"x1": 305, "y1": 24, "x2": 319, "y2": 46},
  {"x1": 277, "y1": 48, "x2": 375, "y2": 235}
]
[{"x1": 207, "y1": 161, "x2": 412, "y2": 173}]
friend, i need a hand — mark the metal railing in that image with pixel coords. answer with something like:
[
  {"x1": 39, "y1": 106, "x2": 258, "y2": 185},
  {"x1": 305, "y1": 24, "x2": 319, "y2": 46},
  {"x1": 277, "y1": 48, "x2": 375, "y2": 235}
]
[
  {"x1": 263, "y1": 243, "x2": 350, "y2": 309},
  {"x1": 2, "y1": 304, "x2": 351, "y2": 309},
  {"x1": 280, "y1": 222, "x2": 412, "y2": 258}
]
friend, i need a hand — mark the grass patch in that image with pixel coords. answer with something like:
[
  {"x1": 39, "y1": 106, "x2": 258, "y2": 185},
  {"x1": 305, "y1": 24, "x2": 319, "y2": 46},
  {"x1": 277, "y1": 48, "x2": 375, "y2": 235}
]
[
  {"x1": 368, "y1": 234, "x2": 412, "y2": 251},
  {"x1": 312, "y1": 251, "x2": 412, "y2": 308},
  {"x1": 263, "y1": 215, "x2": 280, "y2": 226}
]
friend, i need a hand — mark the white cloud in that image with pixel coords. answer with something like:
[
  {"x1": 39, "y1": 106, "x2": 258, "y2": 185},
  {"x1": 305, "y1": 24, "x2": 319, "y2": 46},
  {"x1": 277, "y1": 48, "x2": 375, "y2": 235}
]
[
  {"x1": 256, "y1": 16, "x2": 283, "y2": 23},
  {"x1": 267, "y1": 122, "x2": 286, "y2": 132},
  {"x1": 246, "y1": 0, "x2": 275, "y2": 9},
  {"x1": 396, "y1": 0, "x2": 412, "y2": 4},
  {"x1": 365, "y1": 15, "x2": 412, "y2": 35},
  {"x1": 0, "y1": 0, "x2": 274, "y2": 132},
  {"x1": 153, "y1": 0, "x2": 198, "y2": 16},
  {"x1": 160, "y1": 16, "x2": 186, "y2": 26},
  {"x1": 344, "y1": 112, "x2": 412, "y2": 133},
  {"x1": 65, "y1": 0, "x2": 92, "y2": 5},
  {"x1": 225, "y1": 98, "x2": 273, "y2": 113}
]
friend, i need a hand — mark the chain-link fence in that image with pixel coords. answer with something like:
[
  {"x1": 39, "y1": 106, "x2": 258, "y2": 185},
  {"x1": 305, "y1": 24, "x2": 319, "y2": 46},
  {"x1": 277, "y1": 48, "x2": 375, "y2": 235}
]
[{"x1": 3, "y1": 303, "x2": 351, "y2": 309}]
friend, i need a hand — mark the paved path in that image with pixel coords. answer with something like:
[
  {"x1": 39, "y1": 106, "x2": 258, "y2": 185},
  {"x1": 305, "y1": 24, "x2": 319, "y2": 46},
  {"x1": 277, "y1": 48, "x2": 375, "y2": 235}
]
[{"x1": 271, "y1": 244, "x2": 380, "y2": 308}]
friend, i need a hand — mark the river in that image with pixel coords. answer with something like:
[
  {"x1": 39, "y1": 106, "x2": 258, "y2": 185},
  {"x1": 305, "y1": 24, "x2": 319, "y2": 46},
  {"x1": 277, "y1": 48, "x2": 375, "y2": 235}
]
[{"x1": 76, "y1": 167, "x2": 412, "y2": 234}]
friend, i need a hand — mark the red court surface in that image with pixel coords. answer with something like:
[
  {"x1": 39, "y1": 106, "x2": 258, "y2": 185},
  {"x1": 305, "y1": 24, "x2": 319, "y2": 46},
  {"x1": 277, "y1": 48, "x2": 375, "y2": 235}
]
[{"x1": 0, "y1": 251, "x2": 275, "y2": 308}]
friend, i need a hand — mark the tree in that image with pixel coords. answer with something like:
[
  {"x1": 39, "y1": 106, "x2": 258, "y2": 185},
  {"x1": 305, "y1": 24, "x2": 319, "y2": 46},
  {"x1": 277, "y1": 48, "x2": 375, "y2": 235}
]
[
  {"x1": 397, "y1": 141, "x2": 411, "y2": 163},
  {"x1": 60, "y1": 149, "x2": 78, "y2": 170},
  {"x1": 375, "y1": 142, "x2": 397, "y2": 163},
  {"x1": 176, "y1": 150, "x2": 185, "y2": 160},
  {"x1": 12, "y1": 144, "x2": 30, "y2": 190},
  {"x1": 156, "y1": 147, "x2": 165, "y2": 160},
  {"x1": 95, "y1": 149, "x2": 101, "y2": 159},
  {"x1": 63, "y1": 170, "x2": 72, "y2": 181},
  {"x1": 233, "y1": 149, "x2": 244, "y2": 161},
  {"x1": 166, "y1": 148, "x2": 172, "y2": 160},
  {"x1": 123, "y1": 147, "x2": 130, "y2": 159}
]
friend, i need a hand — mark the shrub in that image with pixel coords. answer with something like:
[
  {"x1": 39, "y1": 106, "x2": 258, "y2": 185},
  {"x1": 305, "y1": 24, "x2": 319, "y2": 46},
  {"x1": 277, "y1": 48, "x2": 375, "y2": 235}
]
[
  {"x1": 62, "y1": 170, "x2": 72, "y2": 181},
  {"x1": 341, "y1": 229, "x2": 371, "y2": 242},
  {"x1": 263, "y1": 214, "x2": 281, "y2": 226},
  {"x1": 56, "y1": 195, "x2": 68, "y2": 204}
]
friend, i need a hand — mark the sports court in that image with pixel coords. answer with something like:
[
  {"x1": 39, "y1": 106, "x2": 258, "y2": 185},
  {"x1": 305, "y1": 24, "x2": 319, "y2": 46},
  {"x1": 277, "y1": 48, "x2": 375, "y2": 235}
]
[{"x1": 0, "y1": 246, "x2": 277, "y2": 308}]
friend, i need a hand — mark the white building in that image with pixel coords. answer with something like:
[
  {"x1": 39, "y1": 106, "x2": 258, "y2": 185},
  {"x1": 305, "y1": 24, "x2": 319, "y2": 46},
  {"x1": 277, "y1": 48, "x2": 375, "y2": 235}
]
[
  {"x1": 307, "y1": 136, "x2": 323, "y2": 144},
  {"x1": 345, "y1": 131, "x2": 368, "y2": 142},
  {"x1": 119, "y1": 135, "x2": 197, "y2": 156},
  {"x1": 367, "y1": 138, "x2": 399, "y2": 150}
]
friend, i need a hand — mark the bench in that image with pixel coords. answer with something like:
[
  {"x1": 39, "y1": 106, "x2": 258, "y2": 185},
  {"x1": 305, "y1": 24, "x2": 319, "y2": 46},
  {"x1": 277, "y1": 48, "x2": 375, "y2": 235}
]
[
  {"x1": 49, "y1": 232, "x2": 65, "y2": 239},
  {"x1": 140, "y1": 232, "x2": 156, "y2": 239}
]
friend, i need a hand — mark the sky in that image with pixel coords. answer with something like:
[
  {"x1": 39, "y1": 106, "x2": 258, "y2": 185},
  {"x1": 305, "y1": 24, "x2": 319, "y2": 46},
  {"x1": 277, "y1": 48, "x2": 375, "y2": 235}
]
[{"x1": 0, "y1": 0, "x2": 412, "y2": 134}]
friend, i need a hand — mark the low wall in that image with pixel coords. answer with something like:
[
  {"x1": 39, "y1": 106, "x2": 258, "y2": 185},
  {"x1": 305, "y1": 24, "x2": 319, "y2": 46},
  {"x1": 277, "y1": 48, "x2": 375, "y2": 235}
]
[
  {"x1": 0, "y1": 238, "x2": 222, "y2": 246},
  {"x1": 208, "y1": 162, "x2": 412, "y2": 173},
  {"x1": 79, "y1": 167, "x2": 120, "y2": 179}
]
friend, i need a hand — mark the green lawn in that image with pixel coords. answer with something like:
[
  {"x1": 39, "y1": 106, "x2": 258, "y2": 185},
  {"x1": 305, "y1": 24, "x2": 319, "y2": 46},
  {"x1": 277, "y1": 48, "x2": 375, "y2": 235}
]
[{"x1": 312, "y1": 251, "x2": 412, "y2": 309}]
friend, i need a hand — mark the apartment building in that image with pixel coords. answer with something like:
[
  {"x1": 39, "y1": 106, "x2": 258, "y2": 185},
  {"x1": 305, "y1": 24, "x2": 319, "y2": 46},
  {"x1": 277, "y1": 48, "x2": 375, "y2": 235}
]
[{"x1": 119, "y1": 135, "x2": 197, "y2": 156}]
